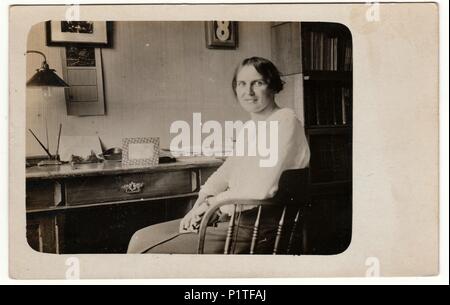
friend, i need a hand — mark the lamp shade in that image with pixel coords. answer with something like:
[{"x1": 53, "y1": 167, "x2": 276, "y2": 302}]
[
  {"x1": 27, "y1": 66, "x2": 69, "y2": 87},
  {"x1": 26, "y1": 50, "x2": 69, "y2": 87}
]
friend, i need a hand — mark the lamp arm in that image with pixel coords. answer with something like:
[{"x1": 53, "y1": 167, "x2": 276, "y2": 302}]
[
  {"x1": 26, "y1": 50, "x2": 49, "y2": 69},
  {"x1": 26, "y1": 50, "x2": 47, "y2": 61},
  {"x1": 25, "y1": 49, "x2": 69, "y2": 88}
]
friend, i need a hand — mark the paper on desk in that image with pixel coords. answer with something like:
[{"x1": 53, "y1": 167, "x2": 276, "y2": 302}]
[
  {"x1": 59, "y1": 136, "x2": 102, "y2": 162},
  {"x1": 168, "y1": 143, "x2": 233, "y2": 157}
]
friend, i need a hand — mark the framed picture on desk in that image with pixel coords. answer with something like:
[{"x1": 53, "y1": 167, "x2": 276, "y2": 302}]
[{"x1": 122, "y1": 137, "x2": 160, "y2": 166}]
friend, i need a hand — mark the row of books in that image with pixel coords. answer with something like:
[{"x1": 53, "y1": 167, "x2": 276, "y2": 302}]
[
  {"x1": 342, "y1": 39, "x2": 352, "y2": 72},
  {"x1": 302, "y1": 31, "x2": 352, "y2": 72},
  {"x1": 305, "y1": 86, "x2": 352, "y2": 126}
]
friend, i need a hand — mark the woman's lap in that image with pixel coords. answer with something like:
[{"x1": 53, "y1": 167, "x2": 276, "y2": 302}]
[
  {"x1": 127, "y1": 207, "x2": 282, "y2": 254},
  {"x1": 127, "y1": 219, "x2": 182, "y2": 253},
  {"x1": 127, "y1": 219, "x2": 245, "y2": 254}
]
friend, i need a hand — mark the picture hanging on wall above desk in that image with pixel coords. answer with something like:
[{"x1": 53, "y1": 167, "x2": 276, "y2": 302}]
[
  {"x1": 65, "y1": 45, "x2": 96, "y2": 67},
  {"x1": 60, "y1": 47, "x2": 106, "y2": 116},
  {"x1": 46, "y1": 21, "x2": 113, "y2": 47}
]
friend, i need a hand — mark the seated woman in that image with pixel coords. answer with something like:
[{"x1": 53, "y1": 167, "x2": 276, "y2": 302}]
[{"x1": 127, "y1": 56, "x2": 310, "y2": 254}]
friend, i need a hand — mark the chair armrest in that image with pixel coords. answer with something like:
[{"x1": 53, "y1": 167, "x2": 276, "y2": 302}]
[{"x1": 196, "y1": 197, "x2": 276, "y2": 254}]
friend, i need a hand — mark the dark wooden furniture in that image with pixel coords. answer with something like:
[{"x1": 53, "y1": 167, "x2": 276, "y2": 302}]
[
  {"x1": 26, "y1": 157, "x2": 222, "y2": 254},
  {"x1": 197, "y1": 169, "x2": 309, "y2": 255},
  {"x1": 301, "y1": 22, "x2": 352, "y2": 254},
  {"x1": 272, "y1": 22, "x2": 353, "y2": 254}
]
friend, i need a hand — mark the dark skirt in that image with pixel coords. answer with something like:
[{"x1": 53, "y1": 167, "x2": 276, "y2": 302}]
[{"x1": 127, "y1": 206, "x2": 284, "y2": 254}]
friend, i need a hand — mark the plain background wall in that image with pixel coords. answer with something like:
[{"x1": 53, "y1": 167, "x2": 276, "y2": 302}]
[{"x1": 26, "y1": 21, "x2": 301, "y2": 156}]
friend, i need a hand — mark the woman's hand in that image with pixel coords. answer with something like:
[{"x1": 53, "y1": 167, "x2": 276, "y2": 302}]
[
  {"x1": 179, "y1": 203, "x2": 208, "y2": 233},
  {"x1": 179, "y1": 193, "x2": 209, "y2": 233}
]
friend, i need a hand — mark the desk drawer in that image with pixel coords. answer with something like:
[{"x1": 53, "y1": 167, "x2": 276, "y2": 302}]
[
  {"x1": 65, "y1": 170, "x2": 193, "y2": 206},
  {"x1": 26, "y1": 181, "x2": 62, "y2": 210}
]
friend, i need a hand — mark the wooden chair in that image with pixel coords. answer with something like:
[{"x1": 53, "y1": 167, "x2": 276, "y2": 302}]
[{"x1": 197, "y1": 168, "x2": 310, "y2": 254}]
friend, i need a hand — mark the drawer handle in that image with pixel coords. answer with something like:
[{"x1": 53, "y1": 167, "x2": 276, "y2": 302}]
[{"x1": 121, "y1": 181, "x2": 144, "y2": 194}]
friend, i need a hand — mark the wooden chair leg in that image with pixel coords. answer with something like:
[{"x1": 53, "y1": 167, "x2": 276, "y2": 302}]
[
  {"x1": 273, "y1": 206, "x2": 287, "y2": 255},
  {"x1": 287, "y1": 208, "x2": 301, "y2": 254},
  {"x1": 224, "y1": 204, "x2": 237, "y2": 255},
  {"x1": 250, "y1": 205, "x2": 263, "y2": 255},
  {"x1": 231, "y1": 206, "x2": 243, "y2": 254}
]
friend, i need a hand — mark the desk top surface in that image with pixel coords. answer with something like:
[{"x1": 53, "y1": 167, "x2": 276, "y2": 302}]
[{"x1": 26, "y1": 156, "x2": 224, "y2": 180}]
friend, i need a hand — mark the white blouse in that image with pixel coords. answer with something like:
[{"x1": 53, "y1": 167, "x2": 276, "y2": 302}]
[{"x1": 199, "y1": 108, "x2": 310, "y2": 214}]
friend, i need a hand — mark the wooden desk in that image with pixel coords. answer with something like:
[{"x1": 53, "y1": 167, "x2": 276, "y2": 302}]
[{"x1": 26, "y1": 157, "x2": 223, "y2": 254}]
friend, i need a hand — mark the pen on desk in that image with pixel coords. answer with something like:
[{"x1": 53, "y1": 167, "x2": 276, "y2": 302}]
[
  {"x1": 55, "y1": 124, "x2": 62, "y2": 160},
  {"x1": 28, "y1": 128, "x2": 53, "y2": 158}
]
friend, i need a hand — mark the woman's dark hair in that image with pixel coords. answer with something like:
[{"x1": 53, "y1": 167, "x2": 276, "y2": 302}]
[{"x1": 232, "y1": 57, "x2": 284, "y2": 96}]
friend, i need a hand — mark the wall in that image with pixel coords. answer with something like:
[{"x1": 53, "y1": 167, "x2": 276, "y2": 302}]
[{"x1": 26, "y1": 21, "x2": 304, "y2": 156}]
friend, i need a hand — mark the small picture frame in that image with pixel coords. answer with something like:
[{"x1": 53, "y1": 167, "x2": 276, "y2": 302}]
[
  {"x1": 122, "y1": 137, "x2": 160, "y2": 166},
  {"x1": 65, "y1": 45, "x2": 96, "y2": 67},
  {"x1": 205, "y1": 21, "x2": 238, "y2": 49},
  {"x1": 46, "y1": 21, "x2": 113, "y2": 47}
]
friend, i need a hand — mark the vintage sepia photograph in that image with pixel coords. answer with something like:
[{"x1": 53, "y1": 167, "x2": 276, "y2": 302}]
[
  {"x1": 24, "y1": 20, "x2": 353, "y2": 255},
  {"x1": 9, "y1": 3, "x2": 441, "y2": 280}
]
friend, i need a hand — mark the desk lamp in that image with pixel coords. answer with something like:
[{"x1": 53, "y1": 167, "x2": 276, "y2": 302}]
[{"x1": 26, "y1": 50, "x2": 69, "y2": 166}]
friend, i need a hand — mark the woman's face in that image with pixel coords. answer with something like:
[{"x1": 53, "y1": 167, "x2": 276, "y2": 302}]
[{"x1": 235, "y1": 65, "x2": 275, "y2": 114}]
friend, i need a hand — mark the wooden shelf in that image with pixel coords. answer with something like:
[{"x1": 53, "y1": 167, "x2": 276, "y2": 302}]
[
  {"x1": 309, "y1": 180, "x2": 351, "y2": 195},
  {"x1": 306, "y1": 126, "x2": 352, "y2": 135},
  {"x1": 303, "y1": 71, "x2": 352, "y2": 82},
  {"x1": 301, "y1": 22, "x2": 351, "y2": 34}
]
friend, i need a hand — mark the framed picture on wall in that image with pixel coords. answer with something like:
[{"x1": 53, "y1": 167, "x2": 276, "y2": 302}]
[
  {"x1": 46, "y1": 21, "x2": 113, "y2": 47},
  {"x1": 205, "y1": 21, "x2": 238, "y2": 49},
  {"x1": 60, "y1": 47, "x2": 106, "y2": 116},
  {"x1": 65, "y1": 45, "x2": 96, "y2": 67}
]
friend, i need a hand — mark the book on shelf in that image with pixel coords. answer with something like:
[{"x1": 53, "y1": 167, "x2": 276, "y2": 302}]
[
  {"x1": 341, "y1": 87, "x2": 352, "y2": 125},
  {"x1": 305, "y1": 31, "x2": 345, "y2": 72},
  {"x1": 314, "y1": 86, "x2": 321, "y2": 125},
  {"x1": 343, "y1": 39, "x2": 352, "y2": 71},
  {"x1": 325, "y1": 87, "x2": 334, "y2": 125},
  {"x1": 334, "y1": 85, "x2": 343, "y2": 125},
  {"x1": 306, "y1": 85, "x2": 352, "y2": 127}
]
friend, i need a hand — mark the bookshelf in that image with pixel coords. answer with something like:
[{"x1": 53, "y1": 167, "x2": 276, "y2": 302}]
[
  {"x1": 302, "y1": 22, "x2": 352, "y2": 254},
  {"x1": 271, "y1": 22, "x2": 353, "y2": 254},
  {"x1": 301, "y1": 22, "x2": 352, "y2": 185}
]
